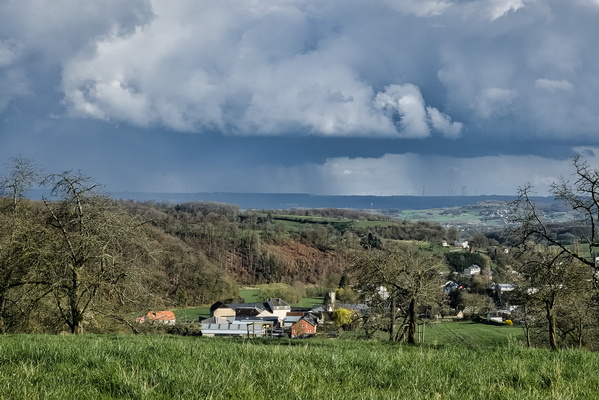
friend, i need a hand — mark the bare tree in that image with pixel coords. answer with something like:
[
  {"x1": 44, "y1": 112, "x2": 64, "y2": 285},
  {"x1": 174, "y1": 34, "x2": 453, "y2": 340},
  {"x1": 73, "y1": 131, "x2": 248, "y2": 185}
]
[
  {"x1": 0, "y1": 156, "x2": 40, "y2": 211},
  {"x1": 512, "y1": 246, "x2": 592, "y2": 350},
  {"x1": 511, "y1": 156, "x2": 599, "y2": 273},
  {"x1": 0, "y1": 157, "x2": 48, "y2": 332},
  {"x1": 352, "y1": 243, "x2": 445, "y2": 344},
  {"x1": 509, "y1": 157, "x2": 599, "y2": 349},
  {"x1": 41, "y1": 171, "x2": 157, "y2": 334}
]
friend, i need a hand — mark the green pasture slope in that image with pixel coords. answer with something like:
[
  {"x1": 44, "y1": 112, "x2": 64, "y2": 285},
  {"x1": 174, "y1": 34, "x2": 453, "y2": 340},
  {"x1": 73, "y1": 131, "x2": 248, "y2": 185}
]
[
  {"x1": 423, "y1": 320, "x2": 524, "y2": 348},
  {"x1": 1, "y1": 329, "x2": 599, "y2": 399}
]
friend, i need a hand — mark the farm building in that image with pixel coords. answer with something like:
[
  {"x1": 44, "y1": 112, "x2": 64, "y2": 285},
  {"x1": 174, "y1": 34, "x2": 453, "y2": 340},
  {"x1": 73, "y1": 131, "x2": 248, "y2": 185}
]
[
  {"x1": 210, "y1": 298, "x2": 291, "y2": 321},
  {"x1": 200, "y1": 322, "x2": 272, "y2": 337},
  {"x1": 203, "y1": 299, "x2": 323, "y2": 338}
]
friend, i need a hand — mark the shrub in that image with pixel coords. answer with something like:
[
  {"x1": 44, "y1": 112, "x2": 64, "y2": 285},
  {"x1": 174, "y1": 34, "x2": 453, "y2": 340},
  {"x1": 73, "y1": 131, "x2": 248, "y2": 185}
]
[
  {"x1": 166, "y1": 323, "x2": 203, "y2": 336},
  {"x1": 332, "y1": 308, "x2": 354, "y2": 329},
  {"x1": 257, "y1": 283, "x2": 301, "y2": 304}
]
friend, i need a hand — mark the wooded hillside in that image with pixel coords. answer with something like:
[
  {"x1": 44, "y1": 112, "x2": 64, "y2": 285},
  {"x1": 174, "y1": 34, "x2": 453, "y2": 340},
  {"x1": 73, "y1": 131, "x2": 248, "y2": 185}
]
[
  {"x1": 5, "y1": 157, "x2": 599, "y2": 352},
  {"x1": 0, "y1": 165, "x2": 466, "y2": 334}
]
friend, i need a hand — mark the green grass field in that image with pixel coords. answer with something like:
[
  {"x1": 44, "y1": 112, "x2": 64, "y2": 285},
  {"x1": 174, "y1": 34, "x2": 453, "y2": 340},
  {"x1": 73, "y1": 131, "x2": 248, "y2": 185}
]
[
  {"x1": 239, "y1": 287, "x2": 262, "y2": 303},
  {"x1": 422, "y1": 320, "x2": 524, "y2": 347},
  {"x1": 1, "y1": 331, "x2": 598, "y2": 399},
  {"x1": 268, "y1": 214, "x2": 399, "y2": 234},
  {"x1": 173, "y1": 307, "x2": 209, "y2": 322}
]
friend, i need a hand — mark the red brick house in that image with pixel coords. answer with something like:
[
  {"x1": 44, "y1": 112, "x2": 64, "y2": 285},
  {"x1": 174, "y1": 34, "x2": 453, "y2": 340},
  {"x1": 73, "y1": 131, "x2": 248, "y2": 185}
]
[{"x1": 291, "y1": 315, "x2": 317, "y2": 338}]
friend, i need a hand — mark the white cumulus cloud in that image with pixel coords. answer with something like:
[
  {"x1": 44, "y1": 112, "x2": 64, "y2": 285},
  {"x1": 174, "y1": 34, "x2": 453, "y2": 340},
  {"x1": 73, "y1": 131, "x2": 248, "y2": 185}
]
[
  {"x1": 427, "y1": 107, "x2": 463, "y2": 138},
  {"x1": 375, "y1": 84, "x2": 463, "y2": 138},
  {"x1": 2, "y1": 0, "x2": 599, "y2": 142}
]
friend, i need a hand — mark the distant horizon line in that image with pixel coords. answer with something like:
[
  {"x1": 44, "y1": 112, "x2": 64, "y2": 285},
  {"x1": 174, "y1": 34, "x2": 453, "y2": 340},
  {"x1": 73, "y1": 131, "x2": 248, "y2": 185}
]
[
  {"x1": 24, "y1": 188, "x2": 551, "y2": 199},
  {"x1": 22, "y1": 189, "x2": 554, "y2": 210},
  {"x1": 108, "y1": 191, "x2": 545, "y2": 198}
]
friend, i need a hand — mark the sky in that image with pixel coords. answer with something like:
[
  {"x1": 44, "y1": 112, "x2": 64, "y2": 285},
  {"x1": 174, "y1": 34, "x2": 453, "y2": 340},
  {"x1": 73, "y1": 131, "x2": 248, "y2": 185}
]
[{"x1": 1, "y1": 0, "x2": 599, "y2": 196}]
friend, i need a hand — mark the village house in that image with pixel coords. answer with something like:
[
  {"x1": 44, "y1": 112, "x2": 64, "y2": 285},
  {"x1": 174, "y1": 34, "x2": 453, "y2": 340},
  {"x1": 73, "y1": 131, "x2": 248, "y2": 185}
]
[
  {"x1": 287, "y1": 305, "x2": 327, "y2": 324},
  {"x1": 454, "y1": 239, "x2": 469, "y2": 249},
  {"x1": 463, "y1": 264, "x2": 481, "y2": 278},
  {"x1": 135, "y1": 310, "x2": 176, "y2": 325},
  {"x1": 491, "y1": 283, "x2": 516, "y2": 310},
  {"x1": 290, "y1": 315, "x2": 318, "y2": 338}
]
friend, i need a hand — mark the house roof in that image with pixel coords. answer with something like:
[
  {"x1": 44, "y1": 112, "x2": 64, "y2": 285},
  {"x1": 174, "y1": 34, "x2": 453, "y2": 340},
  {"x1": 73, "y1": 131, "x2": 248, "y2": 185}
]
[
  {"x1": 294, "y1": 315, "x2": 317, "y2": 327},
  {"x1": 209, "y1": 301, "x2": 233, "y2": 313},
  {"x1": 267, "y1": 298, "x2": 291, "y2": 310},
  {"x1": 144, "y1": 311, "x2": 176, "y2": 321},
  {"x1": 222, "y1": 298, "x2": 290, "y2": 314}
]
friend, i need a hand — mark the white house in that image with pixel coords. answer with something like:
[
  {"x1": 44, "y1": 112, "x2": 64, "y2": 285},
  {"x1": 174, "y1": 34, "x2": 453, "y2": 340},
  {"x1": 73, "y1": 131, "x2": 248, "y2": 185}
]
[
  {"x1": 454, "y1": 239, "x2": 469, "y2": 249},
  {"x1": 463, "y1": 265, "x2": 481, "y2": 277}
]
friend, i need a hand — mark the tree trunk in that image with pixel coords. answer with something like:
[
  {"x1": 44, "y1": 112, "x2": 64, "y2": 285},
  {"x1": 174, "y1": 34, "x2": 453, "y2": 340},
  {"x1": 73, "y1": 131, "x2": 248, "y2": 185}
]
[
  {"x1": 388, "y1": 296, "x2": 395, "y2": 341},
  {"x1": 69, "y1": 267, "x2": 83, "y2": 335},
  {"x1": 546, "y1": 302, "x2": 557, "y2": 351},
  {"x1": 0, "y1": 293, "x2": 5, "y2": 334},
  {"x1": 576, "y1": 320, "x2": 584, "y2": 349},
  {"x1": 523, "y1": 324, "x2": 531, "y2": 348},
  {"x1": 407, "y1": 298, "x2": 417, "y2": 344}
]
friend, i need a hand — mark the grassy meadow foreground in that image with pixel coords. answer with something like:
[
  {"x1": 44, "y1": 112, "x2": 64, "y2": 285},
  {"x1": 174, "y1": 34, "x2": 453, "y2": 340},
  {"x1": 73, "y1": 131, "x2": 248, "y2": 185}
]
[{"x1": 1, "y1": 323, "x2": 598, "y2": 400}]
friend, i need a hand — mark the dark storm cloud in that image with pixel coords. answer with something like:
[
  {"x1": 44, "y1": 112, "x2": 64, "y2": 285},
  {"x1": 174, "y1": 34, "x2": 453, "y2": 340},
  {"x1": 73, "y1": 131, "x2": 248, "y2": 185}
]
[{"x1": 2, "y1": 0, "x2": 599, "y2": 195}]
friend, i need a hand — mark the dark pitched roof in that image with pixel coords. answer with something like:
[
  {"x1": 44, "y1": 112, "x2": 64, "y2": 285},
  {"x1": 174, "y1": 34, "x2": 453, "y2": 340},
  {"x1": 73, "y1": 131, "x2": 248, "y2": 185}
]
[
  {"x1": 209, "y1": 301, "x2": 231, "y2": 313},
  {"x1": 226, "y1": 298, "x2": 290, "y2": 314},
  {"x1": 297, "y1": 314, "x2": 317, "y2": 327}
]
